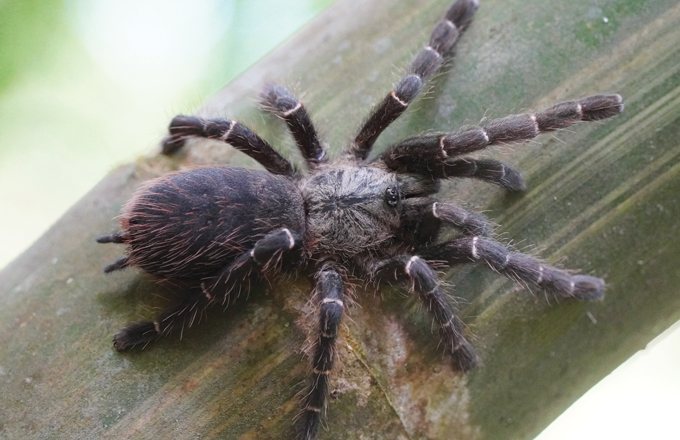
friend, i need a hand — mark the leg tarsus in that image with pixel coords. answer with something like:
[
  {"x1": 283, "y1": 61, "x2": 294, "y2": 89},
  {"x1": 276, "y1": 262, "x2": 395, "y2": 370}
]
[
  {"x1": 161, "y1": 134, "x2": 187, "y2": 155},
  {"x1": 445, "y1": 0, "x2": 480, "y2": 30},
  {"x1": 557, "y1": 274, "x2": 605, "y2": 302},
  {"x1": 451, "y1": 340, "x2": 478, "y2": 372},
  {"x1": 113, "y1": 321, "x2": 159, "y2": 351},
  {"x1": 536, "y1": 94, "x2": 624, "y2": 130},
  {"x1": 160, "y1": 115, "x2": 204, "y2": 155},
  {"x1": 113, "y1": 288, "x2": 209, "y2": 352},
  {"x1": 260, "y1": 84, "x2": 327, "y2": 169}
]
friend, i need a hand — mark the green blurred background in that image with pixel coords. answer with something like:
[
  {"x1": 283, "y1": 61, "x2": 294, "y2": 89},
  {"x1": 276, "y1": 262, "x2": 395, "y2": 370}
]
[
  {"x1": 0, "y1": 0, "x2": 334, "y2": 271},
  {"x1": 0, "y1": 0, "x2": 678, "y2": 439}
]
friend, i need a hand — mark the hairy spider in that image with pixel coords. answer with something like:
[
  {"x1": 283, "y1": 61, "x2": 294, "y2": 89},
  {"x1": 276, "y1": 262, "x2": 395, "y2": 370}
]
[{"x1": 97, "y1": 0, "x2": 623, "y2": 438}]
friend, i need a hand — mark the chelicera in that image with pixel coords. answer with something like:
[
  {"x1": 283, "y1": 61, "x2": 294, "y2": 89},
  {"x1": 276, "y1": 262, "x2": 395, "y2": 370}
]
[{"x1": 97, "y1": 0, "x2": 623, "y2": 438}]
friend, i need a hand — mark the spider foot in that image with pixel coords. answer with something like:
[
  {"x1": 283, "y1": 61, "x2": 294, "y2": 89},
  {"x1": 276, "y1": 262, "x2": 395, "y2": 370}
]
[
  {"x1": 113, "y1": 321, "x2": 160, "y2": 351},
  {"x1": 562, "y1": 274, "x2": 605, "y2": 301},
  {"x1": 452, "y1": 340, "x2": 479, "y2": 372}
]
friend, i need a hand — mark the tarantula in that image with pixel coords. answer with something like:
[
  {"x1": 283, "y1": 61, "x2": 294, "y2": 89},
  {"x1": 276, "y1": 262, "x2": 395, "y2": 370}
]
[{"x1": 97, "y1": 0, "x2": 623, "y2": 438}]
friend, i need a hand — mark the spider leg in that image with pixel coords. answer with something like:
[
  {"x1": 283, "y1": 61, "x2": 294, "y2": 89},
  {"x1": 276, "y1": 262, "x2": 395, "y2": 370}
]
[
  {"x1": 260, "y1": 84, "x2": 327, "y2": 170},
  {"x1": 381, "y1": 94, "x2": 624, "y2": 178},
  {"x1": 349, "y1": 0, "x2": 479, "y2": 160},
  {"x1": 298, "y1": 265, "x2": 344, "y2": 440},
  {"x1": 112, "y1": 289, "x2": 209, "y2": 351},
  {"x1": 399, "y1": 197, "x2": 492, "y2": 246},
  {"x1": 112, "y1": 228, "x2": 303, "y2": 351},
  {"x1": 160, "y1": 116, "x2": 294, "y2": 176},
  {"x1": 420, "y1": 236, "x2": 605, "y2": 301},
  {"x1": 436, "y1": 157, "x2": 526, "y2": 190},
  {"x1": 369, "y1": 255, "x2": 478, "y2": 372}
]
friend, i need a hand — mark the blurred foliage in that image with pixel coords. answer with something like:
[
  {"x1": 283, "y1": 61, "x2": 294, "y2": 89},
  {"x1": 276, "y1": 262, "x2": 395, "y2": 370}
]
[
  {"x1": 0, "y1": 0, "x2": 335, "y2": 269},
  {"x1": 0, "y1": 0, "x2": 67, "y2": 92}
]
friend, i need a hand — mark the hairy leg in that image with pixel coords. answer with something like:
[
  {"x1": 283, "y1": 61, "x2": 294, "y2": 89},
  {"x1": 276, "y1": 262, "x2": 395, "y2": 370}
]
[
  {"x1": 161, "y1": 115, "x2": 294, "y2": 176},
  {"x1": 261, "y1": 84, "x2": 327, "y2": 170},
  {"x1": 112, "y1": 228, "x2": 303, "y2": 351},
  {"x1": 381, "y1": 94, "x2": 624, "y2": 177},
  {"x1": 349, "y1": 0, "x2": 479, "y2": 160},
  {"x1": 421, "y1": 236, "x2": 605, "y2": 301},
  {"x1": 368, "y1": 254, "x2": 478, "y2": 372},
  {"x1": 399, "y1": 197, "x2": 493, "y2": 247},
  {"x1": 430, "y1": 158, "x2": 525, "y2": 190},
  {"x1": 298, "y1": 265, "x2": 345, "y2": 440}
]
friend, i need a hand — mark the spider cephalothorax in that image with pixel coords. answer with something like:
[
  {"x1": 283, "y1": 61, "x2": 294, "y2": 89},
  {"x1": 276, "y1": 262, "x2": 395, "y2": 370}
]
[
  {"x1": 302, "y1": 165, "x2": 403, "y2": 255},
  {"x1": 97, "y1": 1, "x2": 623, "y2": 438}
]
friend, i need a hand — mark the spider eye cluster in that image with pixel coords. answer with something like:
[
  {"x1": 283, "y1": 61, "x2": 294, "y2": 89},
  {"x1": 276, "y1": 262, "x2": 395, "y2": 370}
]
[{"x1": 384, "y1": 186, "x2": 400, "y2": 207}]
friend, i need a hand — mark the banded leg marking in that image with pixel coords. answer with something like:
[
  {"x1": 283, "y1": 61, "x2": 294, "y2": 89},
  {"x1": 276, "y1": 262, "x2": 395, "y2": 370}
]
[
  {"x1": 349, "y1": 0, "x2": 480, "y2": 160},
  {"x1": 381, "y1": 95, "x2": 623, "y2": 180},
  {"x1": 421, "y1": 236, "x2": 605, "y2": 301},
  {"x1": 260, "y1": 84, "x2": 327, "y2": 169},
  {"x1": 299, "y1": 267, "x2": 345, "y2": 440},
  {"x1": 371, "y1": 254, "x2": 478, "y2": 371},
  {"x1": 161, "y1": 115, "x2": 294, "y2": 176},
  {"x1": 113, "y1": 229, "x2": 302, "y2": 352}
]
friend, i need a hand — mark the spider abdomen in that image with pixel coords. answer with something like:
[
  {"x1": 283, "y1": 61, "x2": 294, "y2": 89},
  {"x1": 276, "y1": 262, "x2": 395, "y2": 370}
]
[{"x1": 121, "y1": 167, "x2": 305, "y2": 281}]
